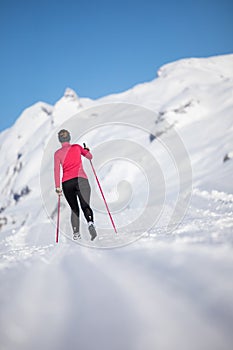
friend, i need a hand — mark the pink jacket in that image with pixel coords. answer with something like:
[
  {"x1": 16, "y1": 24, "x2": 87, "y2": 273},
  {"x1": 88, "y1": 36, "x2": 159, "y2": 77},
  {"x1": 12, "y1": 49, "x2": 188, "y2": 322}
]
[{"x1": 54, "y1": 142, "x2": 92, "y2": 188}]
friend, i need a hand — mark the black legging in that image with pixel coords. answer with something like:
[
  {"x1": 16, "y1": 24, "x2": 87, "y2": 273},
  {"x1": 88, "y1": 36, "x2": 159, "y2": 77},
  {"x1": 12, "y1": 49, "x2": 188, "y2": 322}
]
[{"x1": 62, "y1": 177, "x2": 94, "y2": 233}]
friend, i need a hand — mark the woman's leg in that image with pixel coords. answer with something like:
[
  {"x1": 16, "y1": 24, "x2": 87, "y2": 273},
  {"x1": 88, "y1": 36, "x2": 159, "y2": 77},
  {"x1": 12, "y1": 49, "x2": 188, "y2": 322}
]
[
  {"x1": 62, "y1": 178, "x2": 80, "y2": 233},
  {"x1": 77, "y1": 177, "x2": 94, "y2": 223},
  {"x1": 77, "y1": 177, "x2": 97, "y2": 241}
]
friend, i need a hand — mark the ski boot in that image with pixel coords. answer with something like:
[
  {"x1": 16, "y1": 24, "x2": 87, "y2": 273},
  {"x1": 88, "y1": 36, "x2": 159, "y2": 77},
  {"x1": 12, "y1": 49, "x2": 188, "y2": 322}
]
[
  {"x1": 73, "y1": 230, "x2": 81, "y2": 240},
  {"x1": 88, "y1": 222, "x2": 97, "y2": 241}
]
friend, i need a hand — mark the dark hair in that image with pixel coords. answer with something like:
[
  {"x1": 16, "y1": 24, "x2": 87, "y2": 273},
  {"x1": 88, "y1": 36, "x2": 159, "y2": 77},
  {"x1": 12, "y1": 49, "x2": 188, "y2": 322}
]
[{"x1": 58, "y1": 129, "x2": 71, "y2": 143}]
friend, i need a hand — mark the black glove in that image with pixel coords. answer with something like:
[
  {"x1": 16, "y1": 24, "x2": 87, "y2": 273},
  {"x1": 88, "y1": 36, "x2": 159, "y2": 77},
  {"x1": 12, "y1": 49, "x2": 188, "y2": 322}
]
[{"x1": 55, "y1": 187, "x2": 62, "y2": 196}]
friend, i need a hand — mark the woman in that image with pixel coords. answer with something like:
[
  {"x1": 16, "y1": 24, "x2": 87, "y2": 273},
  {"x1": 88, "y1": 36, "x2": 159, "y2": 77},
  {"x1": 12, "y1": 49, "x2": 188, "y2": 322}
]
[{"x1": 54, "y1": 129, "x2": 97, "y2": 241}]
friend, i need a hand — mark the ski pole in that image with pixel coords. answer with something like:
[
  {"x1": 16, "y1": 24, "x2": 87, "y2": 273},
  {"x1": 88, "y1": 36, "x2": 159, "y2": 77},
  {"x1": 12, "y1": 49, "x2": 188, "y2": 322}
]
[
  {"x1": 84, "y1": 143, "x2": 117, "y2": 234},
  {"x1": 56, "y1": 194, "x2": 61, "y2": 243}
]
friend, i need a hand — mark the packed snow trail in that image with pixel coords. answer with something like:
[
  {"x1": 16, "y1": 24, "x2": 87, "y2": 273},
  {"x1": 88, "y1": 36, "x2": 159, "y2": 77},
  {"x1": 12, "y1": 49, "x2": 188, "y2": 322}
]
[{"x1": 0, "y1": 236, "x2": 233, "y2": 350}]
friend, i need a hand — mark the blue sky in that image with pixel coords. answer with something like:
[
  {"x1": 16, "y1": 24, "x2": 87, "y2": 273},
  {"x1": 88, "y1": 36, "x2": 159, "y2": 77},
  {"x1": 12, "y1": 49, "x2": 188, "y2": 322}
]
[{"x1": 0, "y1": 0, "x2": 232, "y2": 131}]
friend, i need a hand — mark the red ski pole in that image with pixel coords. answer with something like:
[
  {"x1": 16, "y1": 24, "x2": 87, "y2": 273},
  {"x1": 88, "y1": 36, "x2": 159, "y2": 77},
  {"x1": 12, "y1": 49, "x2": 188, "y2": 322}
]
[
  {"x1": 56, "y1": 194, "x2": 61, "y2": 243},
  {"x1": 90, "y1": 159, "x2": 117, "y2": 234},
  {"x1": 84, "y1": 143, "x2": 117, "y2": 234}
]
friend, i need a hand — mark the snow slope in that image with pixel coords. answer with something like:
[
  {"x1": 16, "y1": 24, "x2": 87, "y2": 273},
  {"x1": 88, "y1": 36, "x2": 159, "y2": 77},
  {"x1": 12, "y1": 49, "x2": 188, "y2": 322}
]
[{"x1": 0, "y1": 54, "x2": 233, "y2": 350}]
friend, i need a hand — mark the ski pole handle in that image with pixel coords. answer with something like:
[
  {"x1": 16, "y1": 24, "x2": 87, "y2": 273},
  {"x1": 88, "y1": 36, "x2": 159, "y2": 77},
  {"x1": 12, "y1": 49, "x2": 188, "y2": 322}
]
[{"x1": 83, "y1": 143, "x2": 90, "y2": 151}]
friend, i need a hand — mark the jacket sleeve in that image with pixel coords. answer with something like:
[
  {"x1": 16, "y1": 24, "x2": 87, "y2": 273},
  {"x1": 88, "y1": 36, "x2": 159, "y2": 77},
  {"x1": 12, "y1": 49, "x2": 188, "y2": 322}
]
[
  {"x1": 54, "y1": 152, "x2": 61, "y2": 188},
  {"x1": 80, "y1": 146, "x2": 93, "y2": 160}
]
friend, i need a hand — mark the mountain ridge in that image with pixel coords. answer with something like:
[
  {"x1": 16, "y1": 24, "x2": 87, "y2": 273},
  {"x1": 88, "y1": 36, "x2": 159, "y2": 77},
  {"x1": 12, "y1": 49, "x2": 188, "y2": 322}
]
[{"x1": 0, "y1": 53, "x2": 232, "y2": 237}]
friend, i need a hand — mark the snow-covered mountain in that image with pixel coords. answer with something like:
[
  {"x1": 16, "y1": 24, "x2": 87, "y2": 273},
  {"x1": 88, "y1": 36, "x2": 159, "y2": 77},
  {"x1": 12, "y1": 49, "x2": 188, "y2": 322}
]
[{"x1": 0, "y1": 54, "x2": 233, "y2": 350}]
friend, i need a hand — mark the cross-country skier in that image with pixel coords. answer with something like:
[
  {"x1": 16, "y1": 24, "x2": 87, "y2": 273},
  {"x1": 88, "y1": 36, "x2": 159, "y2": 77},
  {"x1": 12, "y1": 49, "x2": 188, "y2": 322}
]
[{"x1": 54, "y1": 129, "x2": 97, "y2": 241}]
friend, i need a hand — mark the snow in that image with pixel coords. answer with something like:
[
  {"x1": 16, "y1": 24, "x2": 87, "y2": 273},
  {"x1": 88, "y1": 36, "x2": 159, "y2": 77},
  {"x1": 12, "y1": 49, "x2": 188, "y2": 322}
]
[{"x1": 0, "y1": 54, "x2": 233, "y2": 350}]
